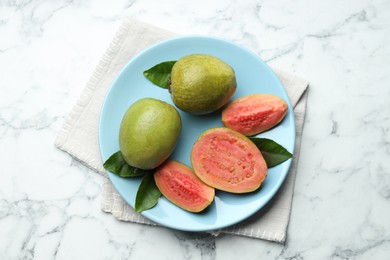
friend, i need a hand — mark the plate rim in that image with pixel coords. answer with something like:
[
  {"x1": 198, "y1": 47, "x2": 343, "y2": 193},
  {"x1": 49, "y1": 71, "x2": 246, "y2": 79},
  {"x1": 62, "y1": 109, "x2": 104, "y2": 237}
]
[{"x1": 98, "y1": 35, "x2": 296, "y2": 232}]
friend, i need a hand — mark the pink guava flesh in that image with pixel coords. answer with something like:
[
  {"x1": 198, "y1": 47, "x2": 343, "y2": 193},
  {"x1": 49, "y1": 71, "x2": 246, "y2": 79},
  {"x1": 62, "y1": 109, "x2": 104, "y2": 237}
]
[
  {"x1": 191, "y1": 128, "x2": 267, "y2": 193},
  {"x1": 154, "y1": 160, "x2": 215, "y2": 213},
  {"x1": 222, "y1": 94, "x2": 288, "y2": 136}
]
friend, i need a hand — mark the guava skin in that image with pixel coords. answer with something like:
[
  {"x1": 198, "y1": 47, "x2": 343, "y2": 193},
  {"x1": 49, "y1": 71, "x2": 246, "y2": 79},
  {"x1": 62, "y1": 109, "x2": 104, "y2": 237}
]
[
  {"x1": 170, "y1": 54, "x2": 237, "y2": 115},
  {"x1": 119, "y1": 98, "x2": 182, "y2": 170}
]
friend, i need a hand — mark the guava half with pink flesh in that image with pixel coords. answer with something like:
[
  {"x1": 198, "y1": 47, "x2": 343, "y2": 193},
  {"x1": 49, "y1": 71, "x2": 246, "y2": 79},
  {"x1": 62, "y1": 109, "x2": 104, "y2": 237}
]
[
  {"x1": 191, "y1": 128, "x2": 267, "y2": 193},
  {"x1": 154, "y1": 160, "x2": 215, "y2": 213},
  {"x1": 222, "y1": 94, "x2": 288, "y2": 136}
]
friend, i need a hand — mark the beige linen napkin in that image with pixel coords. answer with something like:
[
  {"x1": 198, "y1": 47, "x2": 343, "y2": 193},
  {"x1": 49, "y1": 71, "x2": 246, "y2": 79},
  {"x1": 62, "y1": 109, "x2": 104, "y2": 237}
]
[{"x1": 55, "y1": 18, "x2": 309, "y2": 243}]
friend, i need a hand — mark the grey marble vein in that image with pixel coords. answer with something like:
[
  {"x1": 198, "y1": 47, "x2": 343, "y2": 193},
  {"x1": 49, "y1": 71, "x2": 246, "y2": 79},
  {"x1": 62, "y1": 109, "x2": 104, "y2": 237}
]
[{"x1": 0, "y1": 0, "x2": 390, "y2": 259}]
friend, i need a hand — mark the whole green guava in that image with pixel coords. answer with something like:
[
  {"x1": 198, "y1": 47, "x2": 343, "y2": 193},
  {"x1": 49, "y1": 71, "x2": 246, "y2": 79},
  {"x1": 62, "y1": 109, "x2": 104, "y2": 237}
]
[
  {"x1": 119, "y1": 98, "x2": 181, "y2": 170},
  {"x1": 169, "y1": 54, "x2": 237, "y2": 115}
]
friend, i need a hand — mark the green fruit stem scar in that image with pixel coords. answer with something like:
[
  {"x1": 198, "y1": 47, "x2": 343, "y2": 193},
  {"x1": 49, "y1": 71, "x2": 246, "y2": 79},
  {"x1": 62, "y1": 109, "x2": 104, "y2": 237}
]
[
  {"x1": 119, "y1": 98, "x2": 182, "y2": 170},
  {"x1": 168, "y1": 78, "x2": 172, "y2": 94},
  {"x1": 170, "y1": 54, "x2": 237, "y2": 115}
]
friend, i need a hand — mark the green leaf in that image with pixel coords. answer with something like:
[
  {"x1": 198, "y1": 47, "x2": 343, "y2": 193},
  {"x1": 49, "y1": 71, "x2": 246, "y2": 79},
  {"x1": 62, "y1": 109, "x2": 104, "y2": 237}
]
[
  {"x1": 249, "y1": 138, "x2": 293, "y2": 168},
  {"x1": 103, "y1": 151, "x2": 152, "y2": 177},
  {"x1": 135, "y1": 174, "x2": 161, "y2": 213},
  {"x1": 143, "y1": 61, "x2": 177, "y2": 89}
]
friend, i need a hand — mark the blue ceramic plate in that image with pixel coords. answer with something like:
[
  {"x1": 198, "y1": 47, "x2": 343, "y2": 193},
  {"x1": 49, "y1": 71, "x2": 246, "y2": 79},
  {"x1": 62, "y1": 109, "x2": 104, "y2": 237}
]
[{"x1": 99, "y1": 36, "x2": 295, "y2": 232}]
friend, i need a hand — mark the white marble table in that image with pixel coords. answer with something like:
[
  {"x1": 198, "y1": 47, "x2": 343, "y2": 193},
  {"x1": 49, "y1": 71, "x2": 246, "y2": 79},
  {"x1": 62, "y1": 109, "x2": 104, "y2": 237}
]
[{"x1": 1, "y1": 0, "x2": 389, "y2": 259}]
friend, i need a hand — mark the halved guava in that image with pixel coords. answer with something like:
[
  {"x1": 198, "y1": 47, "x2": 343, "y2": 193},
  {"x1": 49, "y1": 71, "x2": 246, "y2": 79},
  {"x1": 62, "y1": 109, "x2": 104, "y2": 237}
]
[
  {"x1": 222, "y1": 94, "x2": 288, "y2": 136},
  {"x1": 191, "y1": 128, "x2": 267, "y2": 193},
  {"x1": 154, "y1": 160, "x2": 215, "y2": 213}
]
